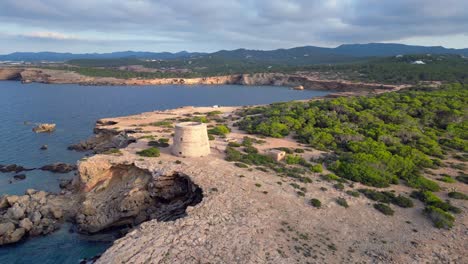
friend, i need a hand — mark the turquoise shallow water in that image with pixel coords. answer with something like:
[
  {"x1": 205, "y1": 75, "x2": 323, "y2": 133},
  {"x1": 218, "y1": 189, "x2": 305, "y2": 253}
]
[{"x1": 0, "y1": 81, "x2": 330, "y2": 263}]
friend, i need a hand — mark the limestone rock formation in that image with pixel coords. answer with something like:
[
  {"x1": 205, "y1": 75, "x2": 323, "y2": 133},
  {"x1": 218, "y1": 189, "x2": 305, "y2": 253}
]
[
  {"x1": 75, "y1": 158, "x2": 202, "y2": 233},
  {"x1": 69, "y1": 130, "x2": 135, "y2": 154},
  {"x1": 32, "y1": 123, "x2": 56, "y2": 133},
  {"x1": 0, "y1": 190, "x2": 75, "y2": 245},
  {"x1": 40, "y1": 163, "x2": 77, "y2": 173},
  {"x1": 0, "y1": 164, "x2": 30, "y2": 173}
]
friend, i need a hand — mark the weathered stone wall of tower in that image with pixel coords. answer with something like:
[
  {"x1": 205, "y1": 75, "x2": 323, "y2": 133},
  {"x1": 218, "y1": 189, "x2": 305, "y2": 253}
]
[{"x1": 172, "y1": 122, "x2": 210, "y2": 157}]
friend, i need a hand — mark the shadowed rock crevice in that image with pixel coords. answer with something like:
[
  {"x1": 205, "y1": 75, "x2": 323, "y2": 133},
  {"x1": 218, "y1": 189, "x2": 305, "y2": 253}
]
[
  {"x1": 76, "y1": 164, "x2": 203, "y2": 234},
  {"x1": 149, "y1": 172, "x2": 203, "y2": 222}
]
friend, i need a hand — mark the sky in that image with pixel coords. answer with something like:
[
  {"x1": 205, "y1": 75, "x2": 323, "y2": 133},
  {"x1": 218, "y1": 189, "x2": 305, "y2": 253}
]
[{"x1": 0, "y1": 0, "x2": 467, "y2": 54}]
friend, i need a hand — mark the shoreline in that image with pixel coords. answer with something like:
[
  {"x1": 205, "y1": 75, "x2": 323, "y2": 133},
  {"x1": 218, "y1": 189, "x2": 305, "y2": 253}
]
[
  {"x1": 0, "y1": 67, "x2": 405, "y2": 95},
  {"x1": 2, "y1": 84, "x2": 463, "y2": 263}
]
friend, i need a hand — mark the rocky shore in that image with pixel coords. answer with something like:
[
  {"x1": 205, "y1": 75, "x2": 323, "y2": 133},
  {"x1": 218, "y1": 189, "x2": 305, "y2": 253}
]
[
  {"x1": 0, "y1": 104, "x2": 465, "y2": 263},
  {"x1": 0, "y1": 67, "x2": 401, "y2": 94}
]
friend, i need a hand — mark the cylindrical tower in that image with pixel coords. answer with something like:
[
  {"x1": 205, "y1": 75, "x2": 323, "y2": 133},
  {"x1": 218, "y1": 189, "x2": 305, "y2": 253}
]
[{"x1": 171, "y1": 122, "x2": 211, "y2": 157}]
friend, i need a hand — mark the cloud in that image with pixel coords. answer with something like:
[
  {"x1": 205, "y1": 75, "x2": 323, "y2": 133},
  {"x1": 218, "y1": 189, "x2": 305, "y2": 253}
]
[
  {"x1": 23, "y1": 31, "x2": 78, "y2": 40},
  {"x1": 0, "y1": 0, "x2": 467, "y2": 52}
]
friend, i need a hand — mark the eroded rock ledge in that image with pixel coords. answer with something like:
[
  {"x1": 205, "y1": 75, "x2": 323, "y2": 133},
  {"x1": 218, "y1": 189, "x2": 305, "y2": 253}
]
[
  {"x1": 0, "y1": 67, "x2": 399, "y2": 92},
  {"x1": 75, "y1": 160, "x2": 203, "y2": 233},
  {"x1": 0, "y1": 158, "x2": 203, "y2": 245}
]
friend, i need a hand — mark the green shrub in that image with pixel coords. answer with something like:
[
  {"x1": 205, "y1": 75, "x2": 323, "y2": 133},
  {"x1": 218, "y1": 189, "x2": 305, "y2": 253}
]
[
  {"x1": 333, "y1": 183, "x2": 345, "y2": 191},
  {"x1": 294, "y1": 148, "x2": 305, "y2": 153},
  {"x1": 392, "y1": 195, "x2": 414, "y2": 208},
  {"x1": 150, "y1": 121, "x2": 172, "y2": 127},
  {"x1": 208, "y1": 134, "x2": 215, "y2": 140},
  {"x1": 407, "y1": 176, "x2": 440, "y2": 191},
  {"x1": 336, "y1": 197, "x2": 349, "y2": 208},
  {"x1": 320, "y1": 173, "x2": 341, "y2": 182},
  {"x1": 275, "y1": 147, "x2": 293, "y2": 154},
  {"x1": 244, "y1": 145, "x2": 259, "y2": 154},
  {"x1": 208, "y1": 125, "x2": 230, "y2": 135},
  {"x1": 136, "y1": 147, "x2": 160, "y2": 157},
  {"x1": 448, "y1": 191, "x2": 468, "y2": 200},
  {"x1": 225, "y1": 147, "x2": 242, "y2": 161},
  {"x1": 411, "y1": 191, "x2": 461, "y2": 214},
  {"x1": 374, "y1": 203, "x2": 395, "y2": 216},
  {"x1": 102, "y1": 148, "x2": 123, "y2": 156},
  {"x1": 455, "y1": 175, "x2": 468, "y2": 184},
  {"x1": 358, "y1": 189, "x2": 395, "y2": 203},
  {"x1": 346, "y1": 190, "x2": 360, "y2": 197},
  {"x1": 148, "y1": 138, "x2": 170, "y2": 148},
  {"x1": 310, "y1": 164, "x2": 323, "y2": 173},
  {"x1": 437, "y1": 176, "x2": 456, "y2": 183},
  {"x1": 424, "y1": 206, "x2": 455, "y2": 229},
  {"x1": 310, "y1": 198, "x2": 322, "y2": 208},
  {"x1": 228, "y1": 142, "x2": 241, "y2": 147},
  {"x1": 285, "y1": 155, "x2": 304, "y2": 165},
  {"x1": 207, "y1": 110, "x2": 222, "y2": 116}
]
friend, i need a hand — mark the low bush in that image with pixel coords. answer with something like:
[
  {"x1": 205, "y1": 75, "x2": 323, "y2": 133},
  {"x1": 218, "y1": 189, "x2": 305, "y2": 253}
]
[
  {"x1": 346, "y1": 190, "x2": 360, "y2": 197},
  {"x1": 336, "y1": 197, "x2": 349, "y2": 208},
  {"x1": 244, "y1": 145, "x2": 259, "y2": 154},
  {"x1": 437, "y1": 176, "x2": 456, "y2": 183},
  {"x1": 358, "y1": 189, "x2": 395, "y2": 203},
  {"x1": 228, "y1": 142, "x2": 241, "y2": 147},
  {"x1": 455, "y1": 175, "x2": 468, "y2": 184},
  {"x1": 392, "y1": 195, "x2": 414, "y2": 208},
  {"x1": 310, "y1": 198, "x2": 322, "y2": 208},
  {"x1": 407, "y1": 176, "x2": 440, "y2": 192},
  {"x1": 333, "y1": 183, "x2": 345, "y2": 191},
  {"x1": 294, "y1": 148, "x2": 305, "y2": 153},
  {"x1": 136, "y1": 147, "x2": 160, "y2": 157},
  {"x1": 424, "y1": 206, "x2": 455, "y2": 229},
  {"x1": 310, "y1": 164, "x2": 323, "y2": 173},
  {"x1": 320, "y1": 173, "x2": 341, "y2": 182},
  {"x1": 275, "y1": 147, "x2": 293, "y2": 154},
  {"x1": 102, "y1": 148, "x2": 123, "y2": 156},
  {"x1": 448, "y1": 191, "x2": 468, "y2": 200},
  {"x1": 150, "y1": 120, "x2": 172, "y2": 127},
  {"x1": 411, "y1": 191, "x2": 461, "y2": 214},
  {"x1": 285, "y1": 155, "x2": 304, "y2": 165},
  {"x1": 148, "y1": 138, "x2": 170, "y2": 148},
  {"x1": 208, "y1": 125, "x2": 230, "y2": 135},
  {"x1": 374, "y1": 203, "x2": 394, "y2": 216}
]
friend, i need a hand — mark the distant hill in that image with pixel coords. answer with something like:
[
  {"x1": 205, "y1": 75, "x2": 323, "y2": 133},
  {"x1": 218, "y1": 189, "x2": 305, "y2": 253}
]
[
  {"x1": 0, "y1": 51, "x2": 206, "y2": 62},
  {"x1": 334, "y1": 43, "x2": 468, "y2": 57},
  {"x1": 1, "y1": 43, "x2": 467, "y2": 63}
]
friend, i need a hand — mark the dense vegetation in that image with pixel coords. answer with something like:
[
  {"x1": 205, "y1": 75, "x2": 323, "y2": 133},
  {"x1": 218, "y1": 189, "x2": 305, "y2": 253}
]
[
  {"x1": 59, "y1": 54, "x2": 468, "y2": 84},
  {"x1": 307, "y1": 54, "x2": 468, "y2": 84},
  {"x1": 236, "y1": 84, "x2": 467, "y2": 189}
]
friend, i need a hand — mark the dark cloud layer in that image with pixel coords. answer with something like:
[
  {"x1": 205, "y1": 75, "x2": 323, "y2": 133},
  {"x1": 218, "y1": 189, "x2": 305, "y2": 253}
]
[{"x1": 0, "y1": 0, "x2": 467, "y2": 52}]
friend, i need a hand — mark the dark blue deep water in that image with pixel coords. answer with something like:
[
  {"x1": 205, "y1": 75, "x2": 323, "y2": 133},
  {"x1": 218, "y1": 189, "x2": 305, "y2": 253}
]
[{"x1": 0, "y1": 81, "x2": 329, "y2": 263}]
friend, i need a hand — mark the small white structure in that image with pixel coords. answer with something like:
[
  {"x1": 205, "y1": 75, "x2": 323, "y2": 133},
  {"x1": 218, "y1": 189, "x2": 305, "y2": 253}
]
[
  {"x1": 267, "y1": 149, "x2": 286, "y2": 162},
  {"x1": 411, "y1": 60, "x2": 426, "y2": 65},
  {"x1": 172, "y1": 122, "x2": 210, "y2": 157}
]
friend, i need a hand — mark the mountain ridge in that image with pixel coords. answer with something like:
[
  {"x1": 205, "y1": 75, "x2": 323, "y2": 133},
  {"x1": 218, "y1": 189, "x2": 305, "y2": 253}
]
[{"x1": 1, "y1": 43, "x2": 467, "y2": 62}]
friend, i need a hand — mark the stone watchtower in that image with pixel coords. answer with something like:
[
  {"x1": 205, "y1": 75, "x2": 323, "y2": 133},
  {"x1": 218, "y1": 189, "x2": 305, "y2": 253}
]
[{"x1": 172, "y1": 122, "x2": 211, "y2": 157}]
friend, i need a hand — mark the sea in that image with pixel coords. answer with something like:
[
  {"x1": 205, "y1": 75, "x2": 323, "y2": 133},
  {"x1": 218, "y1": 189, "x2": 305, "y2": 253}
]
[{"x1": 0, "y1": 80, "x2": 330, "y2": 263}]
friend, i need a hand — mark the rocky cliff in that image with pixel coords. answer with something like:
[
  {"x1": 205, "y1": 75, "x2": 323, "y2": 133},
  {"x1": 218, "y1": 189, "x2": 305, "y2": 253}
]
[{"x1": 0, "y1": 67, "x2": 398, "y2": 92}]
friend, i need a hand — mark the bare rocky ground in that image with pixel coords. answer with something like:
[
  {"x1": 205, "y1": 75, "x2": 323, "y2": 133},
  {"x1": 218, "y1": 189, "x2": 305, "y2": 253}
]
[{"x1": 85, "y1": 106, "x2": 467, "y2": 264}]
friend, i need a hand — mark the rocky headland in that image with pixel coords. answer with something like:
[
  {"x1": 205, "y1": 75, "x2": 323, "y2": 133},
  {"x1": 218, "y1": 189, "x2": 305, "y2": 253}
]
[
  {"x1": 0, "y1": 105, "x2": 465, "y2": 263},
  {"x1": 0, "y1": 67, "x2": 403, "y2": 96}
]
